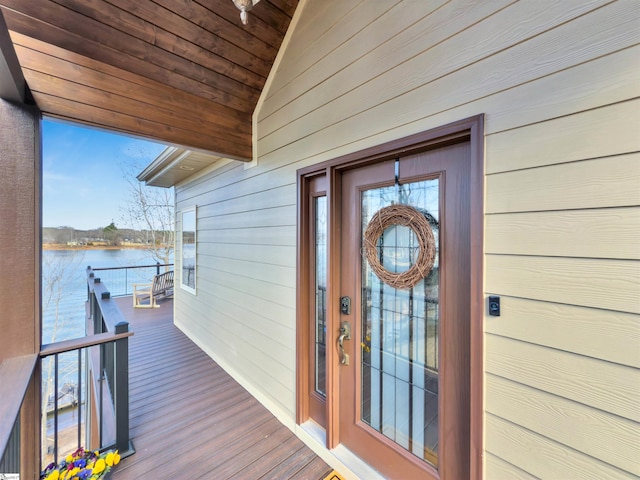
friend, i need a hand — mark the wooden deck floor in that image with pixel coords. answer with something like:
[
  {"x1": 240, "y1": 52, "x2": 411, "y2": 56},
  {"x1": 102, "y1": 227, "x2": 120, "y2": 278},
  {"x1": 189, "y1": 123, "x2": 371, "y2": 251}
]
[{"x1": 110, "y1": 297, "x2": 332, "y2": 480}]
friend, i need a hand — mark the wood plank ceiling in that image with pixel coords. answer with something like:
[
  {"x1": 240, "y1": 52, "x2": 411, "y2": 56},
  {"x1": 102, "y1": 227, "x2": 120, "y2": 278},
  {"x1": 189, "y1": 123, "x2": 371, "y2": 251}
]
[{"x1": 0, "y1": 0, "x2": 298, "y2": 161}]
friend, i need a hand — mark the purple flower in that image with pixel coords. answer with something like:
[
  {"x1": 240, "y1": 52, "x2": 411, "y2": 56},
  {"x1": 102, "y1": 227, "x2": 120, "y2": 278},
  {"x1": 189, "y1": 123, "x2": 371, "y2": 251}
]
[
  {"x1": 72, "y1": 447, "x2": 85, "y2": 458},
  {"x1": 76, "y1": 458, "x2": 87, "y2": 469},
  {"x1": 78, "y1": 469, "x2": 92, "y2": 480}
]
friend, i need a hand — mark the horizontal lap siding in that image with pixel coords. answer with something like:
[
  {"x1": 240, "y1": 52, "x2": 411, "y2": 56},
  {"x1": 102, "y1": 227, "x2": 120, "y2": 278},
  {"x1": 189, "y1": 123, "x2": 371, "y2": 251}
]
[
  {"x1": 485, "y1": 454, "x2": 537, "y2": 480},
  {"x1": 258, "y1": 0, "x2": 637, "y2": 162},
  {"x1": 175, "y1": 160, "x2": 299, "y2": 422},
  {"x1": 477, "y1": 1, "x2": 640, "y2": 475},
  {"x1": 174, "y1": 0, "x2": 639, "y2": 476},
  {"x1": 485, "y1": 297, "x2": 640, "y2": 369},
  {"x1": 486, "y1": 414, "x2": 635, "y2": 480},
  {"x1": 480, "y1": 6, "x2": 640, "y2": 465},
  {"x1": 487, "y1": 374, "x2": 639, "y2": 476},
  {"x1": 485, "y1": 110, "x2": 640, "y2": 477},
  {"x1": 485, "y1": 207, "x2": 640, "y2": 259}
]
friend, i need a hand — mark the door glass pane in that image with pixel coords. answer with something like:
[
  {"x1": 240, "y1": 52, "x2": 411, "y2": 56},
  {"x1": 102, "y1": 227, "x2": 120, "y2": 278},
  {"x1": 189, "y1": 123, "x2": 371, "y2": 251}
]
[
  {"x1": 315, "y1": 196, "x2": 327, "y2": 396},
  {"x1": 361, "y1": 180, "x2": 440, "y2": 466},
  {"x1": 381, "y1": 225, "x2": 417, "y2": 273}
]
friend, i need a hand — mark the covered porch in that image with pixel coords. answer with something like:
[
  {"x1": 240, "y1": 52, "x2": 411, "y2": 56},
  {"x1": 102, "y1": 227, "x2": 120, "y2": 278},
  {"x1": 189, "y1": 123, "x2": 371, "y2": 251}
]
[{"x1": 110, "y1": 295, "x2": 333, "y2": 479}]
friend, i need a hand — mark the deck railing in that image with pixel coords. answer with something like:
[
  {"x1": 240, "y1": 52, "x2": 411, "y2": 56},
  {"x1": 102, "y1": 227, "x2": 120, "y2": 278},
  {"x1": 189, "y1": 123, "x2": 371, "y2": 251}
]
[
  {"x1": 91, "y1": 263, "x2": 173, "y2": 297},
  {"x1": 39, "y1": 328, "x2": 133, "y2": 466},
  {"x1": 0, "y1": 268, "x2": 135, "y2": 479},
  {"x1": 85, "y1": 267, "x2": 134, "y2": 458}
]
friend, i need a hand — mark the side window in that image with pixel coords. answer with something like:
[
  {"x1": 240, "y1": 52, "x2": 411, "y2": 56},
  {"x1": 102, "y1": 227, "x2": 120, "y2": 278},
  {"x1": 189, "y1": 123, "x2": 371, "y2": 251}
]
[{"x1": 181, "y1": 207, "x2": 196, "y2": 294}]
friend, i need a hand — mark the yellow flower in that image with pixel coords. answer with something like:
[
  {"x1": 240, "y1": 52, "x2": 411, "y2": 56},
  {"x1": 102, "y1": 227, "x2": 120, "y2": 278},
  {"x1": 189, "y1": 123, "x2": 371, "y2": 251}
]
[
  {"x1": 60, "y1": 471, "x2": 68, "y2": 480},
  {"x1": 93, "y1": 458, "x2": 106, "y2": 475},
  {"x1": 113, "y1": 451, "x2": 120, "y2": 465},
  {"x1": 46, "y1": 470, "x2": 60, "y2": 480},
  {"x1": 68, "y1": 467, "x2": 80, "y2": 477},
  {"x1": 66, "y1": 454, "x2": 74, "y2": 463},
  {"x1": 105, "y1": 452, "x2": 114, "y2": 467}
]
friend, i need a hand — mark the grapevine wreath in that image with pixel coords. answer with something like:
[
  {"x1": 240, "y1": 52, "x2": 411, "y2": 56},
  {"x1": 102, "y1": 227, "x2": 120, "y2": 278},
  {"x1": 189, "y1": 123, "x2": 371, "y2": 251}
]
[{"x1": 362, "y1": 204, "x2": 436, "y2": 289}]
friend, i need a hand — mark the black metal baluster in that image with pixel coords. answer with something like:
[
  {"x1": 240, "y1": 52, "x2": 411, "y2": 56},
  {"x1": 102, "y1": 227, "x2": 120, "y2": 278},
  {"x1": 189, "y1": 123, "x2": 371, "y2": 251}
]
[
  {"x1": 77, "y1": 348, "x2": 82, "y2": 450},
  {"x1": 99, "y1": 342, "x2": 104, "y2": 448},
  {"x1": 53, "y1": 354, "x2": 58, "y2": 465}
]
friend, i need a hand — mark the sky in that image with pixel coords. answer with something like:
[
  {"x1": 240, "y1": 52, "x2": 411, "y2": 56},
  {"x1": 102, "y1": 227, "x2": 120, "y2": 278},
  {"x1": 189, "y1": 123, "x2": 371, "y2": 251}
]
[{"x1": 43, "y1": 118, "x2": 167, "y2": 230}]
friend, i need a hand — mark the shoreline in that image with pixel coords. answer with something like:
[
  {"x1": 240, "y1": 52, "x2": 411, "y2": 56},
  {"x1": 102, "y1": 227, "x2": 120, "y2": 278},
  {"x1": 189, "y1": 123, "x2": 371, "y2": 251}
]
[{"x1": 43, "y1": 244, "x2": 154, "y2": 251}]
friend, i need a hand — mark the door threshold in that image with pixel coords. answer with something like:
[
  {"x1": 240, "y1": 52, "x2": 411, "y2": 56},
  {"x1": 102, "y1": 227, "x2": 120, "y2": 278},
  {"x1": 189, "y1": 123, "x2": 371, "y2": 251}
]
[{"x1": 298, "y1": 421, "x2": 386, "y2": 480}]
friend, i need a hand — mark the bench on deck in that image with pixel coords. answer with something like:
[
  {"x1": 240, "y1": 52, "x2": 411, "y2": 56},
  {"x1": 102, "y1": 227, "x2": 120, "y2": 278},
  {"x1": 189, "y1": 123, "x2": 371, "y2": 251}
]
[{"x1": 133, "y1": 270, "x2": 174, "y2": 308}]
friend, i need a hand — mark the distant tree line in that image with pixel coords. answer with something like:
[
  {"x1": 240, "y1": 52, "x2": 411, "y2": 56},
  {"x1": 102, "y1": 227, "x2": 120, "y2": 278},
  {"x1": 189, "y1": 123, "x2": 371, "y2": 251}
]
[
  {"x1": 43, "y1": 147, "x2": 175, "y2": 266},
  {"x1": 43, "y1": 224, "x2": 172, "y2": 248}
]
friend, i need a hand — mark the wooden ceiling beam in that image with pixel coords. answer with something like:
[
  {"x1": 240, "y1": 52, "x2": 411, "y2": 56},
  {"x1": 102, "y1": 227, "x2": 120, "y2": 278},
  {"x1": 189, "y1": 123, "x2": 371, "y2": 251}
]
[
  {"x1": 0, "y1": 0, "x2": 297, "y2": 160},
  {"x1": 23, "y1": 69, "x2": 251, "y2": 147},
  {"x1": 269, "y1": 0, "x2": 298, "y2": 16},
  {"x1": 102, "y1": 0, "x2": 274, "y2": 78},
  {"x1": 152, "y1": 0, "x2": 279, "y2": 62},
  {"x1": 1, "y1": 2, "x2": 260, "y2": 109},
  {"x1": 249, "y1": 0, "x2": 296, "y2": 32},
  {"x1": 13, "y1": 39, "x2": 252, "y2": 135},
  {"x1": 33, "y1": 92, "x2": 253, "y2": 160},
  {"x1": 196, "y1": 0, "x2": 291, "y2": 44}
]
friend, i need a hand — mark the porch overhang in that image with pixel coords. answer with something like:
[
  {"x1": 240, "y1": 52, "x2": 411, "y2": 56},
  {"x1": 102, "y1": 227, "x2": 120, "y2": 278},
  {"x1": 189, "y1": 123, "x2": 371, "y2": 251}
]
[
  {"x1": 137, "y1": 146, "x2": 226, "y2": 188},
  {"x1": 0, "y1": 0, "x2": 298, "y2": 161}
]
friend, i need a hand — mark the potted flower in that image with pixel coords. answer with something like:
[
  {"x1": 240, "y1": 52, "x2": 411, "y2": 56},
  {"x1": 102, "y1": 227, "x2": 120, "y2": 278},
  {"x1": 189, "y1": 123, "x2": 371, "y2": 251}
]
[{"x1": 40, "y1": 447, "x2": 120, "y2": 480}]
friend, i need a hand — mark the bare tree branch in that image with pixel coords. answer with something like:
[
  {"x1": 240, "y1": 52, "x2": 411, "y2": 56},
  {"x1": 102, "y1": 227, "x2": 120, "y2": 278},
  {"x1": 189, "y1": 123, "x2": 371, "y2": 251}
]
[{"x1": 118, "y1": 153, "x2": 175, "y2": 267}]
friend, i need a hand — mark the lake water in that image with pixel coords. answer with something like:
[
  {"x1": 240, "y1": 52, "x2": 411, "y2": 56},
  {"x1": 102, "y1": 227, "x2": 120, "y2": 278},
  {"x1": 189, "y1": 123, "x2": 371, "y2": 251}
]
[
  {"x1": 41, "y1": 248, "x2": 174, "y2": 459},
  {"x1": 42, "y1": 248, "x2": 173, "y2": 344}
]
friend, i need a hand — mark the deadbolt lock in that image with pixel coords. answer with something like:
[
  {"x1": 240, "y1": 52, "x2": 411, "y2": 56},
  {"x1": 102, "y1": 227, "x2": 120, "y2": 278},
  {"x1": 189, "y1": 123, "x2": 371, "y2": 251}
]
[{"x1": 340, "y1": 296, "x2": 351, "y2": 315}]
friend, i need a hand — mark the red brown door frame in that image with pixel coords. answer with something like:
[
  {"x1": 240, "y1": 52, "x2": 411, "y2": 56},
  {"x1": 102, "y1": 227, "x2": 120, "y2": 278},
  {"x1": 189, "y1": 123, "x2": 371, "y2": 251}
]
[
  {"x1": 296, "y1": 173, "x2": 329, "y2": 427},
  {"x1": 296, "y1": 115, "x2": 484, "y2": 479}
]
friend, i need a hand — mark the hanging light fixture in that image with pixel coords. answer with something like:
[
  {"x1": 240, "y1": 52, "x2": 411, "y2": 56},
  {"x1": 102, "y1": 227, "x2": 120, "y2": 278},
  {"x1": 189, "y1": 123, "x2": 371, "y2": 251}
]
[{"x1": 232, "y1": 0, "x2": 261, "y2": 25}]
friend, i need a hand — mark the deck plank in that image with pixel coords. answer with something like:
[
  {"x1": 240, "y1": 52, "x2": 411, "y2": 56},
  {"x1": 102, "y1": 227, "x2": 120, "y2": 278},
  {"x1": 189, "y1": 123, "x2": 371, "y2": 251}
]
[
  {"x1": 296, "y1": 458, "x2": 338, "y2": 480},
  {"x1": 110, "y1": 297, "x2": 331, "y2": 480},
  {"x1": 257, "y1": 443, "x2": 320, "y2": 479}
]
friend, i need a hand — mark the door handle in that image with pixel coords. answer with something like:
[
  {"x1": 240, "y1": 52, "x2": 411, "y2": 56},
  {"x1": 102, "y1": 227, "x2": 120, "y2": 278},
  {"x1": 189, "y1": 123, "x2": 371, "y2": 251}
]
[{"x1": 338, "y1": 321, "x2": 351, "y2": 365}]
